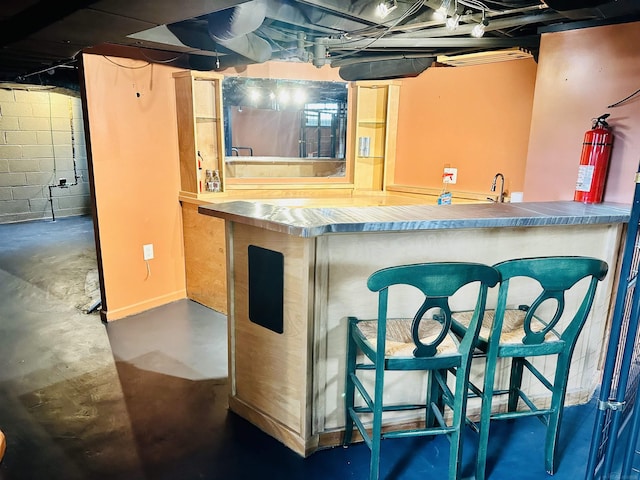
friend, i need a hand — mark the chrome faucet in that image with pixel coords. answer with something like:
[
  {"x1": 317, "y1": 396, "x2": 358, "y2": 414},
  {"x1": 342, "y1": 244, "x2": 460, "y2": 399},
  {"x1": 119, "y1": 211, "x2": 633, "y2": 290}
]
[{"x1": 490, "y1": 173, "x2": 505, "y2": 203}]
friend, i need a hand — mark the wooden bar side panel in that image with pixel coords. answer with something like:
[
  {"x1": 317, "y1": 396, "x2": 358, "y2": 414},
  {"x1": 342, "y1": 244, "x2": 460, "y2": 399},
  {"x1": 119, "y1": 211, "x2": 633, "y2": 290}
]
[
  {"x1": 230, "y1": 223, "x2": 314, "y2": 440},
  {"x1": 181, "y1": 202, "x2": 227, "y2": 314}
]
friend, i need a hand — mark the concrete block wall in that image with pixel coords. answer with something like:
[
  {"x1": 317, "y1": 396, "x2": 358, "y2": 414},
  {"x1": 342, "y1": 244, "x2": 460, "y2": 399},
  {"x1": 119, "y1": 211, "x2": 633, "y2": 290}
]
[{"x1": 0, "y1": 86, "x2": 90, "y2": 223}]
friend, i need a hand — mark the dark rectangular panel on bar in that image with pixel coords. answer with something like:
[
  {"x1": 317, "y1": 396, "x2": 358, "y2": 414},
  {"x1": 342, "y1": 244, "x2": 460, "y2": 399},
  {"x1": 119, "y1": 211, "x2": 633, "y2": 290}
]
[{"x1": 248, "y1": 245, "x2": 284, "y2": 334}]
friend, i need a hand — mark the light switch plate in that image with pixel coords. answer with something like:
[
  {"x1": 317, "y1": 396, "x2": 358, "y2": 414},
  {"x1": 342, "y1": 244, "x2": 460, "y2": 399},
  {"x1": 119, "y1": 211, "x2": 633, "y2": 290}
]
[{"x1": 143, "y1": 244, "x2": 154, "y2": 260}]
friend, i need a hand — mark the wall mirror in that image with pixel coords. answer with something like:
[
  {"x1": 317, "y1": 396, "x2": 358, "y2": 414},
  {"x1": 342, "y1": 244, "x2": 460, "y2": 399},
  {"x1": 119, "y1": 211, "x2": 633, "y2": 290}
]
[{"x1": 222, "y1": 76, "x2": 349, "y2": 179}]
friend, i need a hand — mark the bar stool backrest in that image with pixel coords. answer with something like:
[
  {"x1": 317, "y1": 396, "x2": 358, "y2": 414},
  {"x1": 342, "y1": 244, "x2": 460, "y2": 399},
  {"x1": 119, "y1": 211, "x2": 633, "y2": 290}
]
[
  {"x1": 492, "y1": 256, "x2": 609, "y2": 347},
  {"x1": 367, "y1": 262, "x2": 501, "y2": 358}
]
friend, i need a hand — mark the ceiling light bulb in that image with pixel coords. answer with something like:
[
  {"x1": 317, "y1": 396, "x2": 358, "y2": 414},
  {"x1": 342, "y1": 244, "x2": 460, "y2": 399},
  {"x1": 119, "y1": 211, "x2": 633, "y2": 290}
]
[
  {"x1": 471, "y1": 19, "x2": 489, "y2": 38},
  {"x1": 376, "y1": 0, "x2": 397, "y2": 18},
  {"x1": 445, "y1": 14, "x2": 460, "y2": 31}
]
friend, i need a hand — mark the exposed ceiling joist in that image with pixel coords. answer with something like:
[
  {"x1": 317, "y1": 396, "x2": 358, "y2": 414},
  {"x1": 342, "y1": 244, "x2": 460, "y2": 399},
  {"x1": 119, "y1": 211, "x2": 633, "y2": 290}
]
[{"x1": 0, "y1": 0, "x2": 637, "y2": 85}]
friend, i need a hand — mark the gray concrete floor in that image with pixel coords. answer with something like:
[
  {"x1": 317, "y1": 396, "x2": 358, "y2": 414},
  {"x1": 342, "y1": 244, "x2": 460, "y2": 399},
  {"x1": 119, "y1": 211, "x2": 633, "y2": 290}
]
[
  {"x1": 0, "y1": 215, "x2": 630, "y2": 480},
  {"x1": 0, "y1": 216, "x2": 228, "y2": 480}
]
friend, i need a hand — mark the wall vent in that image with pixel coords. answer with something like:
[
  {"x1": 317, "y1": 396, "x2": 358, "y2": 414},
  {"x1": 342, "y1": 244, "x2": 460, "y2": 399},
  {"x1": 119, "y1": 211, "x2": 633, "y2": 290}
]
[{"x1": 436, "y1": 48, "x2": 533, "y2": 67}]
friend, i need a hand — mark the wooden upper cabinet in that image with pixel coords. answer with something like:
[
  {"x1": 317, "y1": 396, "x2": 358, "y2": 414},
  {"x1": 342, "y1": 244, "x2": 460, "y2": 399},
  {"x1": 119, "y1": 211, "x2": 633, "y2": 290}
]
[
  {"x1": 172, "y1": 72, "x2": 401, "y2": 196},
  {"x1": 173, "y1": 70, "x2": 226, "y2": 198},
  {"x1": 350, "y1": 80, "x2": 400, "y2": 191}
]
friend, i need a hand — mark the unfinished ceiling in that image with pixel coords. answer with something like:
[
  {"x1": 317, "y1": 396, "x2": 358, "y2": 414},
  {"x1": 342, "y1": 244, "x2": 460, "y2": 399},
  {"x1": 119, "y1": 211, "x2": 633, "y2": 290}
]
[{"x1": 1, "y1": 0, "x2": 639, "y2": 86}]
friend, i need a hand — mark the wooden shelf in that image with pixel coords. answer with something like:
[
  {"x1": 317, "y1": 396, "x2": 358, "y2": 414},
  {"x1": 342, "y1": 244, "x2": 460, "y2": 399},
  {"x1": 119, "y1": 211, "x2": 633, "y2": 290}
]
[
  {"x1": 358, "y1": 120, "x2": 386, "y2": 125},
  {"x1": 351, "y1": 80, "x2": 400, "y2": 191},
  {"x1": 173, "y1": 70, "x2": 226, "y2": 197}
]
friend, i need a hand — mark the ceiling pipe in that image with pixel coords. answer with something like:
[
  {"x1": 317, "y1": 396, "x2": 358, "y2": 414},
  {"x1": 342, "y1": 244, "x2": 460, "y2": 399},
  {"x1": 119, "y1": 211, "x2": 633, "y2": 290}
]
[
  {"x1": 268, "y1": 0, "x2": 369, "y2": 33},
  {"x1": 323, "y1": 34, "x2": 541, "y2": 50},
  {"x1": 317, "y1": 10, "x2": 561, "y2": 58},
  {"x1": 376, "y1": 11, "x2": 566, "y2": 38},
  {"x1": 384, "y1": 4, "x2": 551, "y2": 34},
  {"x1": 313, "y1": 38, "x2": 328, "y2": 67},
  {"x1": 290, "y1": 0, "x2": 404, "y2": 27}
]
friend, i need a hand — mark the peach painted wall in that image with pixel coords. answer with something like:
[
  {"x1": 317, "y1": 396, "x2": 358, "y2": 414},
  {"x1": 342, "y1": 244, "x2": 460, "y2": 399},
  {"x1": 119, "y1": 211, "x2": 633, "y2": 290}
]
[
  {"x1": 80, "y1": 54, "x2": 343, "y2": 320},
  {"x1": 394, "y1": 59, "x2": 537, "y2": 196},
  {"x1": 524, "y1": 21, "x2": 640, "y2": 203},
  {"x1": 82, "y1": 54, "x2": 186, "y2": 320}
]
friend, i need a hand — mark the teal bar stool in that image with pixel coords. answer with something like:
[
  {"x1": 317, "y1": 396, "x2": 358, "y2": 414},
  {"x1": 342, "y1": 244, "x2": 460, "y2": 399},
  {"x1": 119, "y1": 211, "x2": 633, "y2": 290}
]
[
  {"x1": 451, "y1": 256, "x2": 608, "y2": 479},
  {"x1": 343, "y1": 262, "x2": 500, "y2": 480}
]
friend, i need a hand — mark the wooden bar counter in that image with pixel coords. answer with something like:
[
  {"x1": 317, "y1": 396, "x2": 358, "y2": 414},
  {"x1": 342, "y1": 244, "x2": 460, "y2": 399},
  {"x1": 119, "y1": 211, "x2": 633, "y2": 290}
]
[{"x1": 198, "y1": 200, "x2": 629, "y2": 457}]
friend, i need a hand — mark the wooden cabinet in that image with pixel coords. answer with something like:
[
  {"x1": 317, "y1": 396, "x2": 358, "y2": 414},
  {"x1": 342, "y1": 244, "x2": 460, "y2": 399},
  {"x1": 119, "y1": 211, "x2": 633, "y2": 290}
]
[
  {"x1": 173, "y1": 70, "x2": 226, "y2": 198},
  {"x1": 350, "y1": 80, "x2": 400, "y2": 191}
]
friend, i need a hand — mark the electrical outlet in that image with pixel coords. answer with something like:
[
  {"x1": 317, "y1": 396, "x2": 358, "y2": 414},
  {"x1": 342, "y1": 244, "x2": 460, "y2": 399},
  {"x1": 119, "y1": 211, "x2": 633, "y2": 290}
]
[
  {"x1": 443, "y1": 167, "x2": 457, "y2": 184},
  {"x1": 143, "y1": 244, "x2": 154, "y2": 260}
]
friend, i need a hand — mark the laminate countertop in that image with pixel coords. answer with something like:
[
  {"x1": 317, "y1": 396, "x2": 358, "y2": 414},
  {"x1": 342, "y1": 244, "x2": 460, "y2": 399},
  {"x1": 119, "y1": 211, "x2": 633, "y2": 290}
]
[{"x1": 198, "y1": 200, "x2": 631, "y2": 238}]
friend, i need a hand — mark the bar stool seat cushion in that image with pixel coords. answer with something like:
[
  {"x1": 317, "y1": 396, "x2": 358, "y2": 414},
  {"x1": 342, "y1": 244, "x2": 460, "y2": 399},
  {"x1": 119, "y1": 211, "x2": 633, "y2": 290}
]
[
  {"x1": 357, "y1": 318, "x2": 459, "y2": 356},
  {"x1": 452, "y1": 309, "x2": 559, "y2": 345}
]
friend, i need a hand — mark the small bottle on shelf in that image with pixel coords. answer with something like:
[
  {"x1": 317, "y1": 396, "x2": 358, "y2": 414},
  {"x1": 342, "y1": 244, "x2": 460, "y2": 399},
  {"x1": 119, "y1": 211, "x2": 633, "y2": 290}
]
[
  {"x1": 212, "y1": 170, "x2": 221, "y2": 192},
  {"x1": 205, "y1": 169, "x2": 213, "y2": 191}
]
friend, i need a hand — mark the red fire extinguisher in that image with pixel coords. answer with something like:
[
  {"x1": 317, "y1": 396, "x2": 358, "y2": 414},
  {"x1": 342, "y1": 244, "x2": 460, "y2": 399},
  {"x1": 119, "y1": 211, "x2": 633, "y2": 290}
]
[{"x1": 574, "y1": 113, "x2": 614, "y2": 204}]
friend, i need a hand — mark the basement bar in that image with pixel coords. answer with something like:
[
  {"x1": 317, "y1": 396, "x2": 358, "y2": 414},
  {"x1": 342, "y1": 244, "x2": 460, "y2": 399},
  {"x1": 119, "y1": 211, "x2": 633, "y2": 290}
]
[{"x1": 199, "y1": 200, "x2": 629, "y2": 456}]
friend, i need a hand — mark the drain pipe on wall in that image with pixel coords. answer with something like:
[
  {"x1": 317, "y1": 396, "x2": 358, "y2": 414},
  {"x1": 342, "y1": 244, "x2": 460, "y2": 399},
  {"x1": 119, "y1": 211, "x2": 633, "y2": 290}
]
[{"x1": 48, "y1": 96, "x2": 81, "y2": 222}]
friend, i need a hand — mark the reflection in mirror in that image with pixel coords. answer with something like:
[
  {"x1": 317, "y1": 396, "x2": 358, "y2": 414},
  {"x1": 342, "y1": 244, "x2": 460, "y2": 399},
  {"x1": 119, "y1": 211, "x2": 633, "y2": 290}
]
[{"x1": 222, "y1": 77, "x2": 348, "y2": 179}]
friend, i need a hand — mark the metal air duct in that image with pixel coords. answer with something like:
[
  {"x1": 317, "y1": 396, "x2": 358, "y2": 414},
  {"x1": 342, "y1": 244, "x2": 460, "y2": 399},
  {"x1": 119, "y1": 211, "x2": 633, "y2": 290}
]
[
  {"x1": 207, "y1": 0, "x2": 271, "y2": 63},
  {"x1": 338, "y1": 57, "x2": 435, "y2": 81}
]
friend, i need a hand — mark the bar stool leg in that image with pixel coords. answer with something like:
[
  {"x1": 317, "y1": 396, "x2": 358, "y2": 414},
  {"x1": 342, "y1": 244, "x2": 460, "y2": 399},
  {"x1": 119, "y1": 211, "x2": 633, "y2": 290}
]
[
  {"x1": 545, "y1": 352, "x2": 571, "y2": 474},
  {"x1": 369, "y1": 364, "x2": 385, "y2": 480},
  {"x1": 508, "y1": 358, "x2": 525, "y2": 412},
  {"x1": 476, "y1": 356, "x2": 498, "y2": 480},
  {"x1": 344, "y1": 318, "x2": 358, "y2": 446}
]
